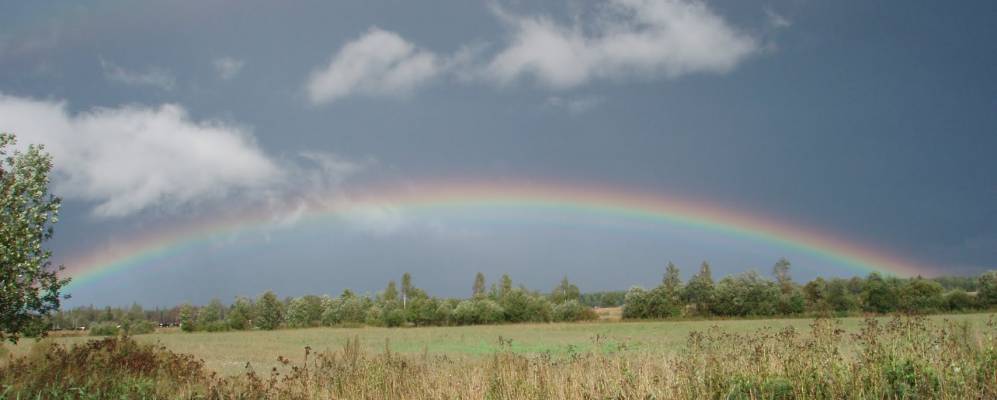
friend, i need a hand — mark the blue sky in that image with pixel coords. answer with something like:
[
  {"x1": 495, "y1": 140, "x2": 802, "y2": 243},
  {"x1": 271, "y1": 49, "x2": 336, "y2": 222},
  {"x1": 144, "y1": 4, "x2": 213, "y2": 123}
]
[{"x1": 2, "y1": 0, "x2": 995, "y2": 307}]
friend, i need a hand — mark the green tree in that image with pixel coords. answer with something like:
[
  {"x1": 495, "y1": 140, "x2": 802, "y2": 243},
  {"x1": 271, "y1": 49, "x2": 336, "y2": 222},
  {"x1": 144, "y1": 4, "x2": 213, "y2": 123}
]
[
  {"x1": 256, "y1": 291, "x2": 284, "y2": 330},
  {"x1": 200, "y1": 298, "x2": 224, "y2": 324},
  {"x1": 500, "y1": 274, "x2": 513, "y2": 298},
  {"x1": 179, "y1": 303, "x2": 197, "y2": 332},
  {"x1": 227, "y1": 297, "x2": 253, "y2": 330},
  {"x1": 897, "y1": 278, "x2": 944, "y2": 313},
  {"x1": 406, "y1": 297, "x2": 440, "y2": 326},
  {"x1": 472, "y1": 272, "x2": 486, "y2": 298},
  {"x1": 711, "y1": 271, "x2": 781, "y2": 316},
  {"x1": 861, "y1": 273, "x2": 898, "y2": 313},
  {"x1": 662, "y1": 262, "x2": 682, "y2": 300},
  {"x1": 336, "y1": 294, "x2": 370, "y2": 324},
  {"x1": 435, "y1": 300, "x2": 456, "y2": 326},
  {"x1": 978, "y1": 271, "x2": 997, "y2": 307},
  {"x1": 622, "y1": 286, "x2": 649, "y2": 319},
  {"x1": 0, "y1": 133, "x2": 69, "y2": 343},
  {"x1": 500, "y1": 288, "x2": 552, "y2": 323},
  {"x1": 552, "y1": 300, "x2": 597, "y2": 322},
  {"x1": 826, "y1": 278, "x2": 858, "y2": 313},
  {"x1": 382, "y1": 281, "x2": 399, "y2": 303},
  {"x1": 944, "y1": 289, "x2": 976, "y2": 311},
  {"x1": 550, "y1": 276, "x2": 581, "y2": 304},
  {"x1": 452, "y1": 299, "x2": 504, "y2": 325},
  {"x1": 645, "y1": 286, "x2": 681, "y2": 318},
  {"x1": 401, "y1": 273, "x2": 413, "y2": 307},
  {"x1": 286, "y1": 297, "x2": 313, "y2": 328},
  {"x1": 803, "y1": 278, "x2": 829, "y2": 311},
  {"x1": 683, "y1": 262, "x2": 715, "y2": 315},
  {"x1": 772, "y1": 258, "x2": 793, "y2": 294}
]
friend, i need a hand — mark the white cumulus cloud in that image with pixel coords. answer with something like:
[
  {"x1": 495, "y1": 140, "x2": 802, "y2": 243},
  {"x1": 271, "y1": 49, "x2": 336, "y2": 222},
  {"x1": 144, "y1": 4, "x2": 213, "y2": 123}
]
[
  {"x1": 304, "y1": 0, "x2": 762, "y2": 102},
  {"x1": 485, "y1": 0, "x2": 760, "y2": 88},
  {"x1": 0, "y1": 94, "x2": 281, "y2": 217},
  {"x1": 306, "y1": 28, "x2": 441, "y2": 104}
]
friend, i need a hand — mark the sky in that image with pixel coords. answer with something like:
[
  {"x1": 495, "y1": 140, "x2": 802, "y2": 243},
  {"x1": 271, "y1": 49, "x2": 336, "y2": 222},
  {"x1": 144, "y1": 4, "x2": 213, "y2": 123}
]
[{"x1": 1, "y1": 0, "x2": 995, "y2": 307}]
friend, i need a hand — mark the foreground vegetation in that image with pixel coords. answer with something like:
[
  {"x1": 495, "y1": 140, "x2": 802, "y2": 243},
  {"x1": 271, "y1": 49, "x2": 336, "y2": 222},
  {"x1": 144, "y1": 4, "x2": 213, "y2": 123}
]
[{"x1": 2, "y1": 315, "x2": 994, "y2": 399}]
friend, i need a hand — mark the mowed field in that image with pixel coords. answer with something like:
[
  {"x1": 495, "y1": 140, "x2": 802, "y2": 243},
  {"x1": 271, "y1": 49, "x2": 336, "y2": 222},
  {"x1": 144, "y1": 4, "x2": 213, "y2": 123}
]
[{"x1": 7, "y1": 312, "x2": 993, "y2": 376}]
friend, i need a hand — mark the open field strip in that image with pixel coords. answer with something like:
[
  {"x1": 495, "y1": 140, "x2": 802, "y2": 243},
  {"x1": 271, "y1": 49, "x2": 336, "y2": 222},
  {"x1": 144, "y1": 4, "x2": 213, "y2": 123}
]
[{"x1": 7, "y1": 312, "x2": 992, "y2": 376}]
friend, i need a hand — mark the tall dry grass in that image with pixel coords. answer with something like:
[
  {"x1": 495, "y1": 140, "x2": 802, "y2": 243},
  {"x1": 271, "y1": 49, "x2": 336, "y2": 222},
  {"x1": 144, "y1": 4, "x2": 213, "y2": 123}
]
[{"x1": 2, "y1": 315, "x2": 994, "y2": 399}]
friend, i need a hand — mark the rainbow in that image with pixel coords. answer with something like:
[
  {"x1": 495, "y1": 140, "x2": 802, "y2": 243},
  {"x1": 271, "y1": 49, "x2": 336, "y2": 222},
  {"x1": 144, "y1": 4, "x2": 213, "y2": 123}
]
[{"x1": 62, "y1": 180, "x2": 935, "y2": 289}]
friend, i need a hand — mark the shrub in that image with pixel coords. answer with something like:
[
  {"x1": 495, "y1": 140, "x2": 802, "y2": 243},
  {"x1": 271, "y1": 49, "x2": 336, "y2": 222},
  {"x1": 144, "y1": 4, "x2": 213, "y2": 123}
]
[
  {"x1": 979, "y1": 271, "x2": 997, "y2": 307},
  {"x1": 338, "y1": 296, "x2": 370, "y2": 324},
  {"x1": 1, "y1": 336, "x2": 208, "y2": 398},
  {"x1": 644, "y1": 286, "x2": 682, "y2": 318},
  {"x1": 365, "y1": 305, "x2": 384, "y2": 326},
  {"x1": 321, "y1": 298, "x2": 344, "y2": 325},
  {"x1": 945, "y1": 289, "x2": 977, "y2": 311},
  {"x1": 898, "y1": 278, "x2": 945, "y2": 313},
  {"x1": 89, "y1": 322, "x2": 120, "y2": 336},
  {"x1": 552, "y1": 300, "x2": 598, "y2": 322},
  {"x1": 453, "y1": 299, "x2": 505, "y2": 325},
  {"x1": 500, "y1": 289, "x2": 551, "y2": 322},
  {"x1": 711, "y1": 271, "x2": 781, "y2": 316},
  {"x1": 435, "y1": 301, "x2": 455, "y2": 326},
  {"x1": 382, "y1": 308, "x2": 406, "y2": 327},
  {"x1": 121, "y1": 319, "x2": 156, "y2": 335},
  {"x1": 622, "y1": 286, "x2": 649, "y2": 319}
]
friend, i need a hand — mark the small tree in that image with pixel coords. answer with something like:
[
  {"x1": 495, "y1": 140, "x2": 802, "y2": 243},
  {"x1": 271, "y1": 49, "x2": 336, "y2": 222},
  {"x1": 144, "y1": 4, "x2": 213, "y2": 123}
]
[
  {"x1": 472, "y1": 272, "x2": 486, "y2": 298},
  {"x1": 227, "y1": 297, "x2": 253, "y2": 330},
  {"x1": 944, "y1": 289, "x2": 976, "y2": 311},
  {"x1": 286, "y1": 297, "x2": 312, "y2": 328},
  {"x1": 500, "y1": 274, "x2": 513, "y2": 298},
  {"x1": 897, "y1": 278, "x2": 944, "y2": 313},
  {"x1": 401, "y1": 273, "x2": 413, "y2": 307},
  {"x1": 662, "y1": 262, "x2": 682, "y2": 299},
  {"x1": 179, "y1": 304, "x2": 197, "y2": 332},
  {"x1": 623, "y1": 286, "x2": 649, "y2": 319},
  {"x1": 683, "y1": 262, "x2": 715, "y2": 315},
  {"x1": 200, "y1": 298, "x2": 224, "y2": 324},
  {"x1": 379, "y1": 281, "x2": 397, "y2": 303},
  {"x1": 772, "y1": 258, "x2": 793, "y2": 294},
  {"x1": 0, "y1": 133, "x2": 69, "y2": 343},
  {"x1": 550, "y1": 276, "x2": 581, "y2": 304},
  {"x1": 803, "y1": 278, "x2": 829, "y2": 311},
  {"x1": 978, "y1": 271, "x2": 997, "y2": 307},
  {"x1": 826, "y1": 278, "x2": 858, "y2": 313},
  {"x1": 861, "y1": 273, "x2": 898, "y2": 313},
  {"x1": 256, "y1": 291, "x2": 284, "y2": 330},
  {"x1": 552, "y1": 300, "x2": 597, "y2": 322}
]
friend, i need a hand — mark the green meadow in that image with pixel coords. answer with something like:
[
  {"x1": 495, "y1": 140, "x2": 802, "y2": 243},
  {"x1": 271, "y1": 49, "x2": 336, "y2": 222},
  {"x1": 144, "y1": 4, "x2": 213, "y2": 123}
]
[{"x1": 7, "y1": 312, "x2": 992, "y2": 376}]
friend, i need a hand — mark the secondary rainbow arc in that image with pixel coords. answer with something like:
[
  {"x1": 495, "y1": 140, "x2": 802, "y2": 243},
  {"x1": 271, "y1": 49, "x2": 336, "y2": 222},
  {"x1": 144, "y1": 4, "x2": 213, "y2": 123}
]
[{"x1": 62, "y1": 180, "x2": 934, "y2": 289}]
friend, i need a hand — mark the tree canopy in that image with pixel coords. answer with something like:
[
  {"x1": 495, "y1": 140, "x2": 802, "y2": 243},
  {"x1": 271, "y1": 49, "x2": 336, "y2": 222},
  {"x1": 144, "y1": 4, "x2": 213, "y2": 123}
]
[{"x1": 1, "y1": 133, "x2": 69, "y2": 343}]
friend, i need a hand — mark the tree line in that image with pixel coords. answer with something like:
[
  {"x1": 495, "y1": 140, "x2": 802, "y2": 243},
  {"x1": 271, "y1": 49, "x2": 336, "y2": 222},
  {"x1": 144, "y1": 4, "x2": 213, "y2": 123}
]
[
  {"x1": 50, "y1": 272, "x2": 598, "y2": 334},
  {"x1": 621, "y1": 259, "x2": 997, "y2": 319},
  {"x1": 48, "y1": 263, "x2": 997, "y2": 335}
]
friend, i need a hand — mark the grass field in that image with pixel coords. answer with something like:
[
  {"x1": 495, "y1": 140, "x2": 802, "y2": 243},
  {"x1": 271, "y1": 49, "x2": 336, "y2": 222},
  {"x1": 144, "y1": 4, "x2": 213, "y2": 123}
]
[{"x1": 7, "y1": 312, "x2": 993, "y2": 376}]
